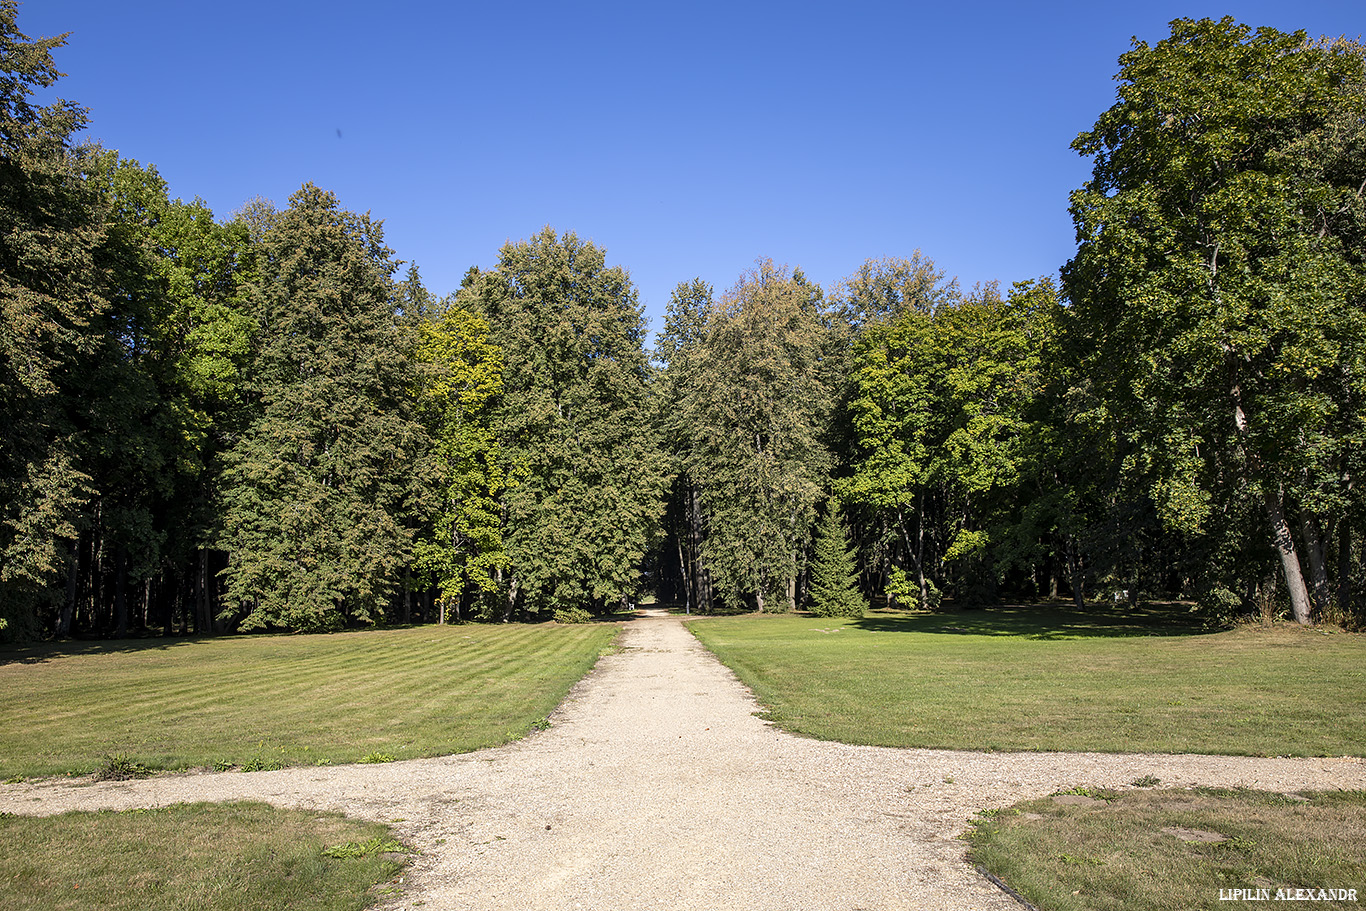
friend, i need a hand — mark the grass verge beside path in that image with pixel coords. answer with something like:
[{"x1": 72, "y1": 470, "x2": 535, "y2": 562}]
[
  {"x1": 967, "y1": 787, "x2": 1366, "y2": 911},
  {"x1": 687, "y1": 605, "x2": 1366, "y2": 756},
  {"x1": 0, "y1": 802, "x2": 407, "y2": 911},
  {"x1": 0, "y1": 622, "x2": 619, "y2": 779}
]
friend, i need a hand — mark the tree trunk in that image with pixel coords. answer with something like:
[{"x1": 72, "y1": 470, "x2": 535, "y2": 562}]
[
  {"x1": 676, "y1": 538, "x2": 691, "y2": 614},
  {"x1": 1338, "y1": 519, "x2": 1353, "y2": 616},
  {"x1": 197, "y1": 548, "x2": 212, "y2": 635},
  {"x1": 1066, "y1": 536, "x2": 1085, "y2": 610},
  {"x1": 504, "y1": 576, "x2": 518, "y2": 623},
  {"x1": 58, "y1": 546, "x2": 78, "y2": 637},
  {"x1": 1299, "y1": 513, "x2": 1330, "y2": 614},
  {"x1": 687, "y1": 482, "x2": 712, "y2": 612},
  {"x1": 113, "y1": 547, "x2": 128, "y2": 639},
  {"x1": 786, "y1": 567, "x2": 798, "y2": 613},
  {"x1": 1264, "y1": 488, "x2": 1313, "y2": 625}
]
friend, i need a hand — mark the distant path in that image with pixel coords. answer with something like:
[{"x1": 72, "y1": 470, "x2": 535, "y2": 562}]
[{"x1": 2, "y1": 610, "x2": 1362, "y2": 910}]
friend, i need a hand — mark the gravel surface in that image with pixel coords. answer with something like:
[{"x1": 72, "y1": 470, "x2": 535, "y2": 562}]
[{"x1": 2, "y1": 609, "x2": 1362, "y2": 909}]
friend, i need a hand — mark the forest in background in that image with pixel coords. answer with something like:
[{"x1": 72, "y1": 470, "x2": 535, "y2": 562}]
[{"x1": 2, "y1": 5, "x2": 1363, "y2": 640}]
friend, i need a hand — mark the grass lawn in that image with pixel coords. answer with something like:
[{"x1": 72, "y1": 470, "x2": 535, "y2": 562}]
[
  {"x1": 967, "y1": 787, "x2": 1366, "y2": 911},
  {"x1": 0, "y1": 622, "x2": 619, "y2": 779},
  {"x1": 687, "y1": 604, "x2": 1366, "y2": 756},
  {"x1": 0, "y1": 802, "x2": 407, "y2": 911}
]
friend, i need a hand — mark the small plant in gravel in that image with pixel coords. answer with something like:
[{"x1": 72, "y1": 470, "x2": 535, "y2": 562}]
[
  {"x1": 93, "y1": 753, "x2": 150, "y2": 781},
  {"x1": 359, "y1": 752, "x2": 397, "y2": 764},
  {"x1": 239, "y1": 754, "x2": 285, "y2": 773},
  {"x1": 321, "y1": 836, "x2": 410, "y2": 858}
]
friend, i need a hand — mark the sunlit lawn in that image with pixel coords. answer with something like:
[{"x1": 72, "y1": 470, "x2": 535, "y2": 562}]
[
  {"x1": 688, "y1": 604, "x2": 1366, "y2": 756},
  {"x1": 0, "y1": 622, "x2": 618, "y2": 779}
]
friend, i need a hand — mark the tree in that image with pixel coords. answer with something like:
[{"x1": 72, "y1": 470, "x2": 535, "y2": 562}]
[
  {"x1": 461, "y1": 228, "x2": 665, "y2": 617},
  {"x1": 411, "y1": 295, "x2": 505, "y2": 620},
  {"x1": 687, "y1": 261, "x2": 831, "y2": 612},
  {"x1": 1062, "y1": 18, "x2": 1366, "y2": 624},
  {"x1": 219, "y1": 184, "x2": 425, "y2": 632},
  {"x1": 808, "y1": 499, "x2": 867, "y2": 618},
  {"x1": 655, "y1": 278, "x2": 715, "y2": 613},
  {"x1": 0, "y1": 2, "x2": 102, "y2": 638}
]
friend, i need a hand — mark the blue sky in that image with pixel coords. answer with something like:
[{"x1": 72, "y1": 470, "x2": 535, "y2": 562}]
[{"x1": 23, "y1": 1, "x2": 1364, "y2": 335}]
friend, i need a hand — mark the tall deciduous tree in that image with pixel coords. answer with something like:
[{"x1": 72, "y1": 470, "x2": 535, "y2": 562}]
[
  {"x1": 219, "y1": 184, "x2": 424, "y2": 632},
  {"x1": 1062, "y1": 18, "x2": 1366, "y2": 624},
  {"x1": 411, "y1": 295, "x2": 505, "y2": 620},
  {"x1": 0, "y1": 2, "x2": 101, "y2": 638},
  {"x1": 688, "y1": 261, "x2": 831, "y2": 612},
  {"x1": 655, "y1": 278, "x2": 715, "y2": 613},
  {"x1": 462, "y1": 228, "x2": 664, "y2": 617}
]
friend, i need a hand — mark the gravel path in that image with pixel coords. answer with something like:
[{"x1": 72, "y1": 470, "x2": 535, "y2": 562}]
[{"x1": 2, "y1": 609, "x2": 1363, "y2": 909}]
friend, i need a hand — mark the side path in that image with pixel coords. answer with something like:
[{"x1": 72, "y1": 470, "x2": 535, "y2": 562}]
[{"x1": 2, "y1": 611, "x2": 1362, "y2": 910}]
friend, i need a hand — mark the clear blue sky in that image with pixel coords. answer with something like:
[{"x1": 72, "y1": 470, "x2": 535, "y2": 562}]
[{"x1": 23, "y1": 0, "x2": 1364, "y2": 335}]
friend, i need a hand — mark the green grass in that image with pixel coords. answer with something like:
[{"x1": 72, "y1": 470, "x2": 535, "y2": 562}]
[
  {"x1": 0, "y1": 622, "x2": 618, "y2": 778},
  {"x1": 687, "y1": 604, "x2": 1366, "y2": 756},
  {"x1": 967, "y1": 788, "x2": 1366, "y2": 911},
  {"x1": 0, "y1": 802, "x2": 407, "y2": 911}
]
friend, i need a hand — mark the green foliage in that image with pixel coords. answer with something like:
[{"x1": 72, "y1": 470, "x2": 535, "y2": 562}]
[
  {"x1": 92, "y1": 753, "x2": 150, "y2": 781},
  {"x1": 836, "y1": 267, "x2": 1053, "y2": 606},
  {"x1": 1062, "y1": 18, "x2": 1366, "y2": 624},
  {"x1": 464, "y1": 228, "x2": 665, "y2": 617},
  {"x1": 219, "y1": 184, "x2": 426, "y2": 632},
  {"x1": 0, "y1": 2, "x2": 101, "y2": 637},
  {"x1": 553, "y1": 606, "x2": 592, "y2": 624},
  {"x1": 411, "y1": 286, "x2": 506, "y2": 614},
  {"x1": 808, "y1": 501, "x2": 867, "y2": 618},
  {"x1": 685, "y1": 261, "x2": 831, "y2": 612}
]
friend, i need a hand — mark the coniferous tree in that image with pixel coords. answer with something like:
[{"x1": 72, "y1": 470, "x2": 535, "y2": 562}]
[
  {"x1": 808, "y1": 500, "x2": 867, "y2": 618},
  {"x1": 219, "y1": 184, "x2": 425, "y2": 632}
]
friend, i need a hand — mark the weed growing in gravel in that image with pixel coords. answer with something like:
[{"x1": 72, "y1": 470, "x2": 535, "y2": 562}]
[{"x1": 93, "y1": 753, "x2": 149, "y2": 781}]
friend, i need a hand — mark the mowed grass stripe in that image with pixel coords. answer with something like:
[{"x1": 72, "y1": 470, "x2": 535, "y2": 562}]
[
  {"x1": 0, "y1": 622, "x2": 618, "y2": 778},
  {"x1": 687, "y1": 607, "x2": 1366, "y2": 757}
]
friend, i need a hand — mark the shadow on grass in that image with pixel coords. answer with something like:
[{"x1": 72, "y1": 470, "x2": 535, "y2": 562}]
[
  {"x1": 0, "y1": 635, "x2": 213, "y2": 667},
  {"x1": 852, "y1": 601, "x2": 1210, "y2": 640}
]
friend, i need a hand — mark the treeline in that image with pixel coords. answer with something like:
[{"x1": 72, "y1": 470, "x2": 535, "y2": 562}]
[{"x1": 1, "y1": 9, "x2": 1363, "y2": 639}]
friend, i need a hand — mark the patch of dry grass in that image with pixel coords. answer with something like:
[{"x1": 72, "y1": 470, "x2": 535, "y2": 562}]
[
  {"x1": 0, "y1": 802, "x2": 407, "y2": 911},
  {"x1": 967, "y1": 787, "x2": 1366, "y2": 911}
]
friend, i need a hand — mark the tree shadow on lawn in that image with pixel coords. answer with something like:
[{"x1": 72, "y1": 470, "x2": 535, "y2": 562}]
[
  {"x1": 0, "y1": 635, "x2": 222, "y2": 667},
  {"x1": 852, "y1": 601, "x2": 1209, "y2": 640}
]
